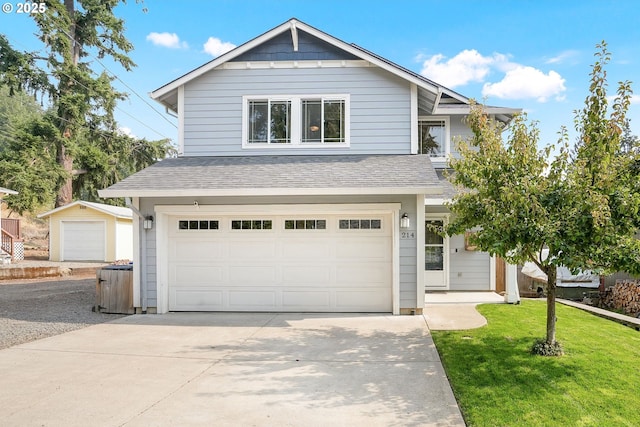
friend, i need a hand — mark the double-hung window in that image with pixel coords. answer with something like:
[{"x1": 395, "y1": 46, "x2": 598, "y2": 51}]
[{"x1": 244, "y1": 95, "x2": 349, "y2": 147}]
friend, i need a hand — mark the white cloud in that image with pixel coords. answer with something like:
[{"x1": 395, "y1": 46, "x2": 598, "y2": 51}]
[
  {"x1": 419, "y1": 49, "x2": 508, "y2": 88},
  {"x1": 482, "y1": 66, "x2": 566, "y2": 102},
  {"x1": 419, "y1": 49, "x2": 567, "y2": 102},
  {"x1": 146, "y1": 32, "x2": 188, "y2": 49},
  {"x1": 118, "y1": 127, "x2": 136, "y2": 138},
  {"x1": 545, "y1": 50, "x2": 579, "y2": 64},
  {"x1": 203, "y1": 37, "x2": 236, "y2": 57},
  {"x1": 631, "y1": 94, "x2": 640, "y2": 105}
]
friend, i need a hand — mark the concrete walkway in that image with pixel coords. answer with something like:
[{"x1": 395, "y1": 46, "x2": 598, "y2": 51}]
[
  {"x1": 0, "y1": 313, "x2": 465, "y2": 427},
  {"x1": 424, "y1": 292, "x2": 504, "y2": 331}
]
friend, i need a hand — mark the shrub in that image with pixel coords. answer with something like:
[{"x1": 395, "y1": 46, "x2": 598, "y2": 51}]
[{"x1": 531, "y1": 338, "x2": 564, "y2": 356}]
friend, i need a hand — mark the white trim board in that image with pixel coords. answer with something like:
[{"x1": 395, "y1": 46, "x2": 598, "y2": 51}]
[{"x1": 101, "y1": 186, "x2": 442, "y2": 198}]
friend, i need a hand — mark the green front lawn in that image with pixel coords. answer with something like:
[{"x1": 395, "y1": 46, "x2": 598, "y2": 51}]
[{"x1": 431, "y1": 300, "x2": 640, "y2": 427}]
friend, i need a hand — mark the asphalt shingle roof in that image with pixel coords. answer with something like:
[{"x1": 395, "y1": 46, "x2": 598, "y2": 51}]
[{"x1": 100, "y1": 155, "x2": 443, "y2": 197}]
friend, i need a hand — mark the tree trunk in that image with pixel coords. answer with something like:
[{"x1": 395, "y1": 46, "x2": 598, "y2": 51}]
[
  {"x1": 55, "y1": 143, "x2": 73, "y2": 207},
  {"x1": 54, "y1": 0, "x2": 78, "y2": 208},
  {"x1": 545, "y1": 266, "x2": 558, "y2": 344}
]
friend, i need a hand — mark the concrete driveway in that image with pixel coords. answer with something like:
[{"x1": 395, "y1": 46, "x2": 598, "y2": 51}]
[{"x1": 0, "y1": 313, "x2": 464, "y2": 427}]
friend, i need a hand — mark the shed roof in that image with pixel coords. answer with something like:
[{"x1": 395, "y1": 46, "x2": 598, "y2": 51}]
[
  {"x1": 38, "y1": 201, "x2": 133, "y2": 219},
  {"x1": 98, "y1": 154, "x2": 443, "y2": 198}
]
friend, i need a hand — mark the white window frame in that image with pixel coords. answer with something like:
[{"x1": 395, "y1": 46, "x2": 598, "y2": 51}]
[
  {"x1": 242, "y1": 94, "x2": 350, "y2": 148},
  {"x1": 245, "y1": 98, "x2": 292, "y2": 144},
  {"x1": 418, "y1": 116, "x2": 450, "y2": 161}
]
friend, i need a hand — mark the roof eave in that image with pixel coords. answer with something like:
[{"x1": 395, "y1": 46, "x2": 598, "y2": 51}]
[{"x1": 99, "y1": 186, "x2": 443, "y2": 199}]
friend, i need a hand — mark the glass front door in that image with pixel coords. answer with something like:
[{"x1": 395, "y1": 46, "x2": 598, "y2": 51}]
[{"x1": 424, "y1": 218, "x2": 448, "y2": 289}]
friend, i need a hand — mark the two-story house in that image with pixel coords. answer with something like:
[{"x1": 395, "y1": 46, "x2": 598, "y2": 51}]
[{"x1": 99, "y1": 18, "x2": 519, "y2": 315}]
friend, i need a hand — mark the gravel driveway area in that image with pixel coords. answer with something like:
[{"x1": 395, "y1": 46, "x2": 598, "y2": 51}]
[{"x1": 0, "y1": 276, "x2": 126, "y2": 350}]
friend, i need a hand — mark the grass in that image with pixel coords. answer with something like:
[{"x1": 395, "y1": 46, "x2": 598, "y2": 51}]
[{"x1": 431, "y1": 300, "x2": 640, "y2": 427}]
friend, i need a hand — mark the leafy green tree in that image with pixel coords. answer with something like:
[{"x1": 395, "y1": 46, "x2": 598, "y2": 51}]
[
  {"x1": 0, "y1": 0, "x2": 173, "y2": 208},
  {"x1": 620, "y1": 120, "x2": 639, "y2": 155},
  {"x1": 446, "y1": 43, "x2": 640, "y2": 355}
]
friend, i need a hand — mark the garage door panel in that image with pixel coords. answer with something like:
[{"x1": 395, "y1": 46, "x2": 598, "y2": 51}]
[
  {"x1": 281, "y1": 239, "x2": 331, "y2": 258},
  {"x1": 282, "y1": 290, "x2": 331, "y2": 308},
  {"x1": 228, "y1": 240, "x2": 276, "y2": 258},
  {"x1": 168, "y1": 212, "x2": 392, "y2": 312},
  {"x1": 172, "y1": 241, "x2": 223, "y2": 260},
  {"x1": 228, "y1": 266, "x2": 277, "y2": 284},
  {"x1": 282, "y1": 265, "x2": 331, "y2": 284},
  {"x1": 336, "y1": 264, "x2": 391, "y2": 284},
  {"x1": 336, "y1": 290, "x2": 391, "y2": 309},
  {"x1": 172, "y1": 265, "x2": 223, "y2": 284},
  {"x1": 174, "y1": 290, "x2": 223, "y2": 309},
  {"x1": 336, "y1": 239, "x2": 389, "y2": 259},
  {"x1": 228, "y1": 290, "x2": 276, "y2": 308}
]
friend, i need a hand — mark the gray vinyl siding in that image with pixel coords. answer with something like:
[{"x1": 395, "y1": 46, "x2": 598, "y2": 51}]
[
  {"x1": 145, "y1": 233, "x2": 157, "y2": 304},
  {"x1": 398, "y1": 196, "x2": 418, "y2": 309},
  {"x1": 448, "y1": 234, "x2": 491, "y2": 291},
  {"x1": 182, "y1": 66, "x2": 411, "y2": 156},
  {"x1": 139, "y1": 195, "x2": 419, "y2": 311},
  {"x1": 448, "y1": 115, "x2": 473, "y2": 160}
]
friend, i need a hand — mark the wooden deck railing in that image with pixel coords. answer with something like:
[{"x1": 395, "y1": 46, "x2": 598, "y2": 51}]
[
  {"x1": 1, "y1": 218, "x2": 20, "y2": 239},
  {"x1": 1, "y1": 229, "x2": 15, "y2": 260}
]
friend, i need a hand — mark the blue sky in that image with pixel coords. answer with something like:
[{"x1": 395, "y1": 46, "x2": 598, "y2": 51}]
[{"x1": 2, "y1": 0, "x2": 639, "y2": 150}]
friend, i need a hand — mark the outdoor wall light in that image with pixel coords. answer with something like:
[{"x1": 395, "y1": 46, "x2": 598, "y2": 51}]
[
  {"x1": 143, "y1": 216, "x2": 154, "y2": 230},
  {"x1": 400, "y1": 213, "x2": 410, "y2": 229}
]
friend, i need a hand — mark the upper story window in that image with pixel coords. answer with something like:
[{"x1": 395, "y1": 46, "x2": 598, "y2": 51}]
[
  {"x1": 243, "y1": 95, "x2": 349, "y2": 148},
  {"x1": 418, "y1": 117, "x2": 449, "y2": 159},
  {"x1": 302, "y1": 99, "x2": 345, "y2": 143},
  {"x1": 248, "y1": 100, "x2": 291, "y2": 144}
]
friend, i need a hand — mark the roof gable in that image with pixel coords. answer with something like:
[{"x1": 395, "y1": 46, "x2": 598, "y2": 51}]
[
  {"x1": 38, "y1": 201, "x2": 133, "y2": 219},
  {"x1": 233, "y1": 30, "x2": 359, "y2": 62},
  {"x1": 150, "y1": 18, "x2": 468, "y2": 109},
  {"x1": 150, "y1": 18, "x2": 520, "y2": 122}
]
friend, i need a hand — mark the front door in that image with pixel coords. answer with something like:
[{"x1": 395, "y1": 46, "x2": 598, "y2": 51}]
[{"x1": 424, "y1": 218, "x2": 449, "y2": 290}]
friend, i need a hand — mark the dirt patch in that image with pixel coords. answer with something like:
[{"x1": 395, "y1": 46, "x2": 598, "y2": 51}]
[{"x1": 2, "y1": 206, "x2": 50, "y2": 259}]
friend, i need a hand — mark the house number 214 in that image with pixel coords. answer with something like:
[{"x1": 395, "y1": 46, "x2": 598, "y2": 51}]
[{"x1": 400, "y1": 231, "x2": 416, "y2": 239}]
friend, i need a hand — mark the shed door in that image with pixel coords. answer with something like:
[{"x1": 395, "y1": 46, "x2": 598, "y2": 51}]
[
  {"x1": 167, "y1": 214, "x2": 392, "y2": 312},
  {"x1": 62, "y1": 221, "x2": 106, "y2": 261}
]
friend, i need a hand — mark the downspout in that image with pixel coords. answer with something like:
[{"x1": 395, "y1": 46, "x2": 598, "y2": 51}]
[{"x1": 125, "y1": 197, "x2": 148, "y2": 313}]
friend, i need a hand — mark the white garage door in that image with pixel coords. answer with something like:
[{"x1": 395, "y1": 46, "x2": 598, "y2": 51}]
[
  {"x1": 62, "y1": 221, "x2": 106, "y2": 261},
  {"x1": 168, "y1": 214, "x2": 392, "y2": 312}
]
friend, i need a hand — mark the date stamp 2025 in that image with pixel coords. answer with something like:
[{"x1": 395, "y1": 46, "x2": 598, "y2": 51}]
[{"x1": 2, "y1": 2, "x2": 47, "y2": 14}]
